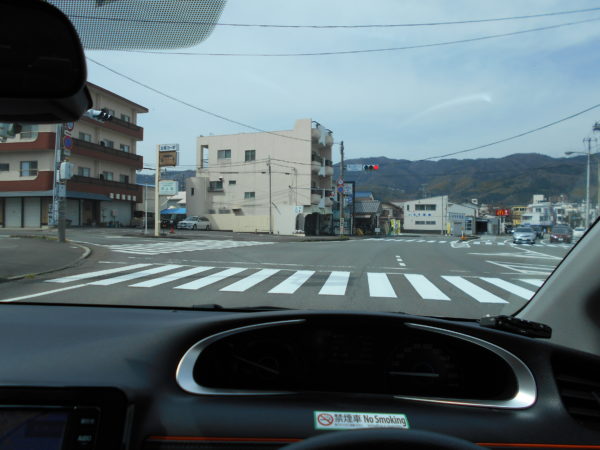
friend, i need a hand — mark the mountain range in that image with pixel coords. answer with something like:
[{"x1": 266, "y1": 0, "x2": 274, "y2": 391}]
[{"x1": 137, "y1": 153, "x2": 591, "y2": 206}]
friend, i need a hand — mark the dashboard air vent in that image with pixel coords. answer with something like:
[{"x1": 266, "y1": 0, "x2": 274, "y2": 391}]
[{"x1": 553, "y1": 354, "x2": 600, "y2": 430}]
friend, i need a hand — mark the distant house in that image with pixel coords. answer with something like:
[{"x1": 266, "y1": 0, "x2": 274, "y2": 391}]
[
  {"x1": 354, "y1": 200, "x2": 382, "y2": 234},
  {"x1": 355, "y1": 192, "x2": 375, "y2": 201}
]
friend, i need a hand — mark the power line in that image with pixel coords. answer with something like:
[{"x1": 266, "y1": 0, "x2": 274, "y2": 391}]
[
  {"x1": 69, "y1": 6, "x2": 600, "y2": 29},
  {"x1": 105, "y1": 17, "x2": 600, "y2": 57},
  {"x1": 419, "y1": 103, "x2": 600, "y2": 161},
  {"x1": 87, "y1": 57, "x2": 322, "y2": 143}
]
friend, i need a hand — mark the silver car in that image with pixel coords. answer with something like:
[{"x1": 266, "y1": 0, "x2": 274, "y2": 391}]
[
  {"x1": 513, "y1": 226, "x2": 537, "y2": 244},
  {"x1": 176, "y1": 216, "x2": 211, "y2": 230}
]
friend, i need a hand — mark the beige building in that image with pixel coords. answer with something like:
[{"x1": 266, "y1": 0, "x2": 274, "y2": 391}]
[
  {"x1": 186, "y1": 119, "x2": 335, "y2": 235},
  {"x1": 0, "y1": 82, "x2": 147, "y2": 228}
]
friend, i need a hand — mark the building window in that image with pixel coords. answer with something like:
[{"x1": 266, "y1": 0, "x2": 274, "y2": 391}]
[
  {"x1": 19, "y1": 124, "x2": 38, "y2": 140},
  {"x1": 244, "y1": 192, "x2": 255, "y2": 199},
  {"x1": 100, "y1": 139, "x2": 114, "y2": 148},
  {"x1": 245, "y1": 150, "x2": 256, "y2": 161},
  {"x1": 217, "y1": 149, "x2": 231, "y2": 159},
  {"x1": 120, "y1": 114, "x2": 131, "y2": 122},
  {"x1": 208, "y1": 180, "x2": 223, "y2": 191},
  {"x1": 20, "y1": 161, "x2": 37, "y2": 176},
  {"x1": 101, "y1": 171, "x2": 113, "y2": 181},
  {"x1": 191, "y1": 188, "x2": 195, "y2": 196},
  {"x1": 229, "y1": 180, "x2": 236, "y2": 185},
  {"x1": 78, "y1": 167, "x2": 91, "y2": 177},
  {"x1": 120, "y1": 174, "x2": 129, "y2": 183},
  {"x1": 0, "y1": 163, "x2": 8, "y2": 171},
  {"x1": 415, "y1": 221, "x2": 425, "y2": 225},
  {"x1": 120, "y1": 144, "x2": 130, "y2": 153},
  {"x1": 79, "y1": 132, "x2": 92, "y2": 142},
  {"x1": 105, "y1": 108, "x2": 115, "y2": 116},
  {"x1": 426, "y1": 221, "x2": 436, "y2": 225},
  {"x1": 415, "y1": 204, "x2": 436, "y2": 211}
]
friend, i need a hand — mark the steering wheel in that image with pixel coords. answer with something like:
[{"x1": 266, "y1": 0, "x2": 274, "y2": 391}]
[{"x1": 284, "y1": 429, "x2": 481, "y2": 449}]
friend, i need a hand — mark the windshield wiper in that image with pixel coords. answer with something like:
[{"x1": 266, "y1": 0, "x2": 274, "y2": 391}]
[{"x1": 191, "y1": 304, "x2": 296, "y2": 312}]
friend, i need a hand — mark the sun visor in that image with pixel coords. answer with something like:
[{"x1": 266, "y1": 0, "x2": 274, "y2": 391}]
[{"x1": 48, "y1": 0, "x2": 228, "y2": 50}]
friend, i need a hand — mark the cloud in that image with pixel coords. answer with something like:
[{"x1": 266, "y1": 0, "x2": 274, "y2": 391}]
[{"x1": 401, "y1": 93, "x2": 493, "y2": 125}]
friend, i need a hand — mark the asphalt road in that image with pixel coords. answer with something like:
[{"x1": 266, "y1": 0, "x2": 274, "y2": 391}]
[{"x1": 0, "y1": 230, "x2": 573, "y2": 319}]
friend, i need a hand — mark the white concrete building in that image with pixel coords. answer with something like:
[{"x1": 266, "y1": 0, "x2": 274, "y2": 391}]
[
  {"x1": 400, "y1": 195, "x2": 478, "y2": 234},
  {"x1": 186, "y1": 119, "x2": 335, "y2": 235},
  {"x1": 401, "y1": 195, "x2": 448, "y2": 233}
]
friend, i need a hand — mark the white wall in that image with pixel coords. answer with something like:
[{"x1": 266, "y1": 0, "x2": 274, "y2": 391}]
[{"x1": 401, "y1": 196, "x2": 447, "y2": 232}]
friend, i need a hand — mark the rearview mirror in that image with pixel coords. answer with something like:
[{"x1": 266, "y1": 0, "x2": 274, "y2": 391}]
[{"x1": 0, "y1": 0, "x2": 92, "y2": 123}]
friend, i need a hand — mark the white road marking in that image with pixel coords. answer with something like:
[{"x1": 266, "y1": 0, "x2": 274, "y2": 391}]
[
  {"x1": 438, "y1": 240, "x2": 447, "y2": 243},
  {"x1": 486, "y1": 260, "x2": 554, "y2": 275},
  {"x1": 404, "y1": 274, "x2": 450, "y2": 301},
  {"x1": 47, "y1": 263, "x2": 152, "y2": 283},
  {"x1": 319, "y1": 271, "x2": 351, "y2": 296},
  {"x1": 427, "y1": 240, "x2": 436, "y2": 243},
  {"x1": 89, "y1": 264, "x2": 183, "y2": 286},
  {"x1": 520, "y1": 278, "x2": 544, "y2": 287},
  {"x1": 415, "y1": 240, "x2": 426, "y2": 243},
  {"x1": 0, "y1": 284, "x2": 87, "y2": 302},
  {"x1": 442, "y1": 276, "x2": 508, "y2": 303},
  {"x1": 479, "y1": 277, "x2": 536, "y2": 300},
  {"x1": 269, "y1": 270, "x2": 315, "y2": 294},
  {"x1": 221, "y1": 269, "x2": 280, "y2": 292},
  {"x1": 367, "y1": 273, "x2": 396, "y2": 298},
  {"x1": 174, "y1": 267, "x2": 247, "y2": 290},
  {"x1": 130, "y1": 266, "x2": 214, "y2": 287}
]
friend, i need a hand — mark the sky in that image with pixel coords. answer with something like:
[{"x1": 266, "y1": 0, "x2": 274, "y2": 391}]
[{"x1": 78, "y1": 0, "x2": 600, "y2": 171}]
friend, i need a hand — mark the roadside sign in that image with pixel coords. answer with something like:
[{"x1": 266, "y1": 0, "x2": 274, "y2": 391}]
[
  {"x1": 159, "y1": 150, "x2": 178, "y2": 167},
  {"x1": 159, "y1": 143, "x2": 179, "y2": 152},
  {"x1": 63, "y1": 135, "x2": 73, "y2": 150},
  {"x1": 159, "y1": 180, "x2": 178, "y2": 195},
  {"x1": 58, "y1": 184, "x2": 66, "y2": 198},
  {"x1": 337, "y1": 177, "x2": 344, "y2": 186},
  {"x1": 345, "y1": 164, "x2": 363, "y2": 172},
  {"x1": 294, "y1": 206, "x2": 304, "y2": 214},
  {"x1": 337, "y1": 186, "x2": 344, "y2": 193},
  {"x1": 65, "y1": 122, "x2": 74, "y2": 132},
  {"x1": 63, "y1": 149, "x2": 71, "y2": 157}
]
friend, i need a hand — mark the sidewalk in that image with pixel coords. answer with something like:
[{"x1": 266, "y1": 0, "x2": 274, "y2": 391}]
[{"x1": 0, "y1": 236, "x2": 90, "y2": 281}]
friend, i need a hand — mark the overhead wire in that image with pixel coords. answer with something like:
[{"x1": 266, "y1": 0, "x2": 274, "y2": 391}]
[
  {"x1": 69, "y1": 6, "x2": 600, "y2": 29},
  {"x1": 107, "y1": 17, "x2": 600, "y2": 57},
  {"x1": 418, "y1": 103, "x2": 600, "y2": 160},
  {"x1": 87, "y1": 57, "x2": 323, "y2": 144}
]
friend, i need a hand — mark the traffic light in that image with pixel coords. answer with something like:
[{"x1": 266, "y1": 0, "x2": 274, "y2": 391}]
[
  {"x1": 84, "y1": 108, "x2": 113, "y2": 122},
  {"x1": 363, "y1": 164, "x2": 379, "y2": 171}
]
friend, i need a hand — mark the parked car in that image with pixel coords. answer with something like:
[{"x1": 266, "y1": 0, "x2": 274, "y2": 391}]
[
  {"x1": 550, "y1": 225, "x2": 573, "y2": 243},
  {"x1": 529, "y1": 224, "x2": 545, "y2": 239},
  {"x1": 160, "y1": 213, "x2": 186, "y2": 229},
  {"x1": 573, "y1": 226, "x2": 587, "y2": 239},
  {"x1": 513, "y1": 226, "x2": 537, "y2": 244},
  {"x1": 177, "y1": 216, "x2": 211, "y2": 230},
  {"x1": 504, "y1": 224, "x2": 514, "y2": 234}
]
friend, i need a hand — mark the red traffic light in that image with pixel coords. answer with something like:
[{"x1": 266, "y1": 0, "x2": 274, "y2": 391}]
[{"x1": 373, "y1": 164, "x2": 379, "y2": 170}]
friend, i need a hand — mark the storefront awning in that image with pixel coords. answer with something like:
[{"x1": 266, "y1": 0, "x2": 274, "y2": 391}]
[{"x1": 160, "y1": 208, "x2": 186, "y2": 215}]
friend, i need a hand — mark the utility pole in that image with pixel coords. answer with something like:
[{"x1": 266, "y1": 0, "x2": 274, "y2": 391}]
[
  {"x1": 584, "y1": 137, "x2": 593, "y2": 228},
  {"x1": 51, "y1": 124, "x2": 67, "y2": 242},
  {"x1": 339, "y1": 141, "x2": 344, "y2": 236},
  {"x1": 154, "y1": 145, "x2": 160, "y2": 237},
  {"x1": 268, "y1": 156, "x2": 272, "y2": 234}
]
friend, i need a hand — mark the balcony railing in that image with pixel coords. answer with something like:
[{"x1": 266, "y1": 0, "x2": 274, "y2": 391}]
[
  {"x1": 110, "y1": 116, "x2": 143, "y2": 133},
  {"x1": 73, "y1": 138, "x2": 143, "y2": 164},
  {"x1": 69, "y1": 175, "x2": 141, "y2": 192},
  {"x1": 311, "y1": 154, "x2": 323, "y2": 163}
]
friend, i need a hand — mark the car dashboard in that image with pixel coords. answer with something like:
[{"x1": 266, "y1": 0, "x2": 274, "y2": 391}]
[{"x1": 0, "y1": 304, "x2": 599, "y2": 449}]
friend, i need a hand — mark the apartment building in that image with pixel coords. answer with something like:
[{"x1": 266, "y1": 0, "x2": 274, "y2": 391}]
[
  {"x1": 0, "y1": 83, "x2": 147, "y2": 228},
  {"x1": 186, "y1": 119, "x2": 334, "y2": 235}
]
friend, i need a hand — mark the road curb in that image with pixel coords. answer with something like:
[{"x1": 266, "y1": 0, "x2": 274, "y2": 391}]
[{"x1": 0, "y1": 239, "x2": 91, "y2": 282}]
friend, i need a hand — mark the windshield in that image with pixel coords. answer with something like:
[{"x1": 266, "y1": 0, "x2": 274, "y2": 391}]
[{"x1": 1, "y1": 1, "x2": 599, "y2": 320}]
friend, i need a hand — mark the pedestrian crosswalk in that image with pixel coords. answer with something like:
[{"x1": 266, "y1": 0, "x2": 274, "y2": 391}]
[
  {"x1": 362, "y1": 238, "x2": 571, "y2": 248},
  {"x1": 46, "y1": 263, "x2": 545, "y2": 304},
  {"x1": 104, "y1": 239, "x2": 274, "y2": 255}
]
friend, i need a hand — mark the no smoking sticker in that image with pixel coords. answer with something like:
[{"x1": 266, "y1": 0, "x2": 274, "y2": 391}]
[{"x1": 314, "y1": 411, "x2": 409, "y2": 430}]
